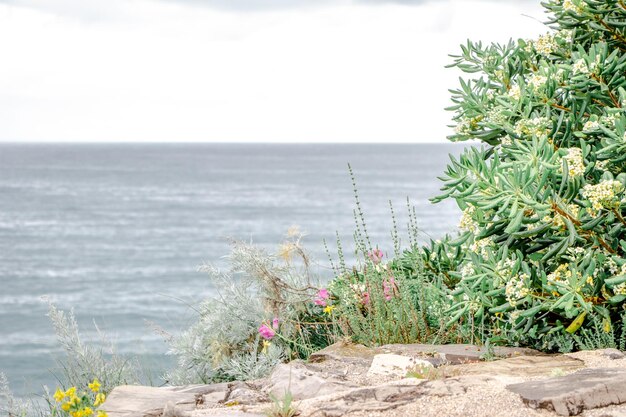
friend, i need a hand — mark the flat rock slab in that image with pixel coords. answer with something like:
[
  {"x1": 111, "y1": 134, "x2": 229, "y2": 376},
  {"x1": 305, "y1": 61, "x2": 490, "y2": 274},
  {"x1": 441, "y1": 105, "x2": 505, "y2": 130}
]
[
  {"x1": 309, "y1": 342, "x2": 377, "y2": 364},
  {"x1": 266, "y1": 362, "x2": 356, "y2": 401},
  {"x1": 507, "y1": 368, "x2": 626, "y2": 416},
  {"x1": 367, "y1": 353, "x2": 433, "y2": 378},
  {"x1": 454, "y1": 355, "x2": 584, "y2": 377},
  {"x1": 378, "y1": 344, "x2": 542, "y2": 365},
  {"x1": 103, "y1": 385, "x2": 205, "y2": 417}
]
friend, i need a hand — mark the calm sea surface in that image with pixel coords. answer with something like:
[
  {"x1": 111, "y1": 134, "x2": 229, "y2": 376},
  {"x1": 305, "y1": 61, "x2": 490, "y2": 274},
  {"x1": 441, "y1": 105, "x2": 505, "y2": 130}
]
[{"x1": 0, "y1": 143, "x2": 465, "y2": 396}]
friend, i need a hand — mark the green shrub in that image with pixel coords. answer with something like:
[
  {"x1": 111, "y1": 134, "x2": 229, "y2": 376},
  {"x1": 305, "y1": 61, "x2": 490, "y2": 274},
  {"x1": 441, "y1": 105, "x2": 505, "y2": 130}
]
[
  {"x1": 166, "y1": 231, "x2": 336, "y2": 384},
  {"x1": 435, "y1": 0, "x2": 626, "y2": 349}
]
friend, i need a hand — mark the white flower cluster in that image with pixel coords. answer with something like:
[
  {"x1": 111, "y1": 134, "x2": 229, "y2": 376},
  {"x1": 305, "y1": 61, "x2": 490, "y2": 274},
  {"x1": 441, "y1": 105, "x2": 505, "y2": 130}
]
[
  {"x1": 600, "y1": 112, "x2": 621, "y2": 128},
  {"x1": 547, "y1": 263, "x2": 575, "y2": 286},
  {"x1": 514, "y1": 116, "x2": 550, "y2": 138},
  {"x1": 508, "y1": 85, "x2": 522, "y2": 101},
  {"x1": 581, "y1": 180, "x2": 625, "y2": 217},
  {"x1": 561, "y1": 147, "x2": 585, "y2": 177},
  {"x1": 528, "y1": 74, "x2": 548, "y2": 92},
  {"x1": 534, "y1": 33, "x2": 558, "y2": 57},
  {"x1": 487, "y1": 108, "x2": 507, "y2": 125},
  {"x1": 595, "y1": 160, "x2": 610, "y2": 172},
  {"x1": 572, "y1": 58, "x2": 590, "y2": 75},
  {"x1": 542, "y1": 203, "x2": 580, "y2": 228},
  {"x1": 454, "y1": 115, "x2": 482, "y2": 135},
  {"x1": 459, "y1": 205, "x2": 479, "y2": 233},
  {"x1": 469, "y1": 236, "x2": 494, "y2": 257},
  {"x1": 612, "y1": 264, "x2": 626, "y2": 295},
  {"x1": 562, "y1": 0, "x2": 585, "y2": 14},
  {"x1": 582, "y1": 120, "x2": 600, "y2": 133},
  {"x1": 460, "y1": 263, "x2": 476, "y2": 279},
  {"x1": 556, "y1": 29, "x2": 574, "y2": 43},
  {"x1": 505, "y1": 273, "x2": 530, "y2": 306}
]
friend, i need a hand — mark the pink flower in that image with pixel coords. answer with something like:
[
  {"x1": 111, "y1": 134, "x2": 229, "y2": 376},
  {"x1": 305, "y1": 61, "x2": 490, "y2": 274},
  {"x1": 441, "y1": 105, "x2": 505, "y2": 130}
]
[
  {"x1": 362, "y1": 292, "x2": 370, "y2": 305},
  {"x1": 383, "y1": 277, "x2": 397, "y2": 301},
  {"x1": 314, "y1": 288, "x2": 330, "y2": 306},
  {"x1": 367, "y1": 249, "x2": 384, "y2": 265},
  {"x1": 272, "y1": 317, "x2": 280, "y2": 330},
  {"x1": 258, "y1": 324, "x2": 275, "y2": 340}
]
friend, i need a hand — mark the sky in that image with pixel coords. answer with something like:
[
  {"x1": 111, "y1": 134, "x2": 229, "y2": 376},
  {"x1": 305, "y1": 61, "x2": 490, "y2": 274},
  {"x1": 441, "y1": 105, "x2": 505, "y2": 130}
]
[{"x1": 0, "y1": 0, "x2": 548, "y2": 143}]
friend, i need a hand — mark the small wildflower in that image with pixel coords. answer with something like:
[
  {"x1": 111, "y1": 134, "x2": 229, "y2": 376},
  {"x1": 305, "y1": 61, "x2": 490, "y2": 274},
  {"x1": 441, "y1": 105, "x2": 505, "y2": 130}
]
[
  {"x1": 261, "y1": 340, "x2": 271, "y2": 354},
  {"x1": 272, "y1": 317, "x2": 279, "y2": 330},
  {"x1": 88, "y1": 379, "x2": 101, "y2": 393},
  {"x1": 97, "y1": 411, "x2": 108, "y2": 417},
  {"x1": 61, "y1": 402, "x2": 72, "y2": 412},
  {"x1": 367, "y1": 248, "x2": 384, "y2": 264},
  {"x1": 258, "y1": 324, "x2": 275, "y2": 340},
  {"x1": 54, "y1": 388, "x2": 65, "y2": 402},
  {"x1": 323, "y1": 305, "x2": 336, "y2": 315},
  {"x1": 94, "y1": 393, "x2": 106, "y2": 407},
  {"x1": 314, "y1": 288, "x2": 330, "y2": 306}
]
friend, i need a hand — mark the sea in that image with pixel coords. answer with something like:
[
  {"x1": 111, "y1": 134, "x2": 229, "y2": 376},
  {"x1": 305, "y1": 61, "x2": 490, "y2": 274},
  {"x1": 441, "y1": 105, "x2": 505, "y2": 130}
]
[{"x1": 0, "y1": 143, "x2": 466, "y2": 397}]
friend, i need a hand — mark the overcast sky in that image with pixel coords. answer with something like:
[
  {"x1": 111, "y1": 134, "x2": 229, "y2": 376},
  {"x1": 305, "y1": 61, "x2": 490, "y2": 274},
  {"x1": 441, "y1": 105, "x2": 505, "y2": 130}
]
[{"x1": 0, "y1": 0, "x2": 547, "y2": 143}]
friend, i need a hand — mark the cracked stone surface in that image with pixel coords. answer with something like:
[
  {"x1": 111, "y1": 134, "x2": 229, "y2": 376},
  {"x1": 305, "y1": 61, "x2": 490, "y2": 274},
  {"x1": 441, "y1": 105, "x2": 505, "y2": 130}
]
[{"x1": 507, "y1": 368, "x2": 626, "y2": 416}]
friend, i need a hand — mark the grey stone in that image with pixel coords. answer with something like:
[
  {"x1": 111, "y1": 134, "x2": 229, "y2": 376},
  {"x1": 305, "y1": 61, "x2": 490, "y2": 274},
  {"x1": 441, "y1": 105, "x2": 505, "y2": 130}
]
[
  {"x1": 225, "y1": 382, "x2": 268, "y2": 405},
  {"x1": 454, "y1": 354, "x2": 584, "y2": 377},
  {"x1": 308, "y1": 341, "x2": 376, "y2": 365},
  {"x1": 599, "y1": 348, "x2": 626, "y2": 360},
  {"x1": 266, "y1": 361, "x2": 356, "y2": 401},
  {"x1": 102, "y1": 385, "x2": 202, "y2": 417},
  {"x1": 378, "y1": 343, "x2": 542, "y2": 365},
  {"x1": 507, "y1": 368, "x2": 626, "y2": 416},
  {"x1": 367, "y1": 353, "x2": 433, "y2": 378}
]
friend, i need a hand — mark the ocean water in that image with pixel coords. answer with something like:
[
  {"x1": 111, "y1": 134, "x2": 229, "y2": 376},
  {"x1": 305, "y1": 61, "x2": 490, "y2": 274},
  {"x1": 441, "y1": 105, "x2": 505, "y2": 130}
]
[{"x1": 0, "y1": 143, "x2": 465, "y2": 397}]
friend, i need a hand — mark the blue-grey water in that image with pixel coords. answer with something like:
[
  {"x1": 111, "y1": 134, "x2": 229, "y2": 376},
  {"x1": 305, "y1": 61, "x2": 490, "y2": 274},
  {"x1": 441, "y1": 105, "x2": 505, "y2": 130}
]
[{"x1": 0, "y1": 143, "x2": 464, "y2": 397}]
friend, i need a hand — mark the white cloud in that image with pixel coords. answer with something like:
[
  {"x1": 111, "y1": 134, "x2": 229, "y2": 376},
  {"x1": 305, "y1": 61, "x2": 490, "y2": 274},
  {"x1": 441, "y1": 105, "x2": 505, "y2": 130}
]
[{"x1": 0, "y1": 0, "x2": 547, "y2": 142}]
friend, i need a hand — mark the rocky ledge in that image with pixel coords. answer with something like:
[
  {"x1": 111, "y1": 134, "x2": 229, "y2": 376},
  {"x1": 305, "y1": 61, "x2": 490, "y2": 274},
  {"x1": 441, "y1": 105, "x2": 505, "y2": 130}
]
[{"x1": 101, "y1": 343, "x2": 626, "y2": 417}]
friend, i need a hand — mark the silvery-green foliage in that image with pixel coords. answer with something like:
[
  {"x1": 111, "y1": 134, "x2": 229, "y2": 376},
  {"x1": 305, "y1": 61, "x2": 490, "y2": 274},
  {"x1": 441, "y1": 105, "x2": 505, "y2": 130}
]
[
  {"x1": 435, "y1": 0, "x2": 626, "y2": 348},
  {"x1": 0, "y1": 372, "x2": 35, "y2": 417},
  {"x1": 46, "y1": 302, "x2": 138, "y2": 392},
  {"x1": 167, "y1": 237, "x2": 320, "y2": 385}
]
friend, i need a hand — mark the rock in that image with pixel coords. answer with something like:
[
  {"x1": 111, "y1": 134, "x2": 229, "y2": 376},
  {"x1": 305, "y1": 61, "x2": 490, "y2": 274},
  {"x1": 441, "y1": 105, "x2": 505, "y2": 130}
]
[
  {"x1": 454, "y1": 355, "x2": 584, "y2": 377},
  {"x1": 308, "y1": 341, "x2": 376, "y2": 365},
  {"x1": 266, "y1": 362, "x2": 356, "y2": 401},
  {"x1": 225, "y1": 382, "x2": 268, "y2": 405},
  {"x1": 299, "y1": 379, "x2": 426, "y2": 416},
  {"x1": 378, "y1": 344, "x2": 542, "y2": 365},
  {"x1": 297, "y1": 377, "x2": 477, "y2": 417},
  {"x1": 599, "y1": 348, "x2": 626, "y2": 360},
  {"x1": 367, "y1": 353, "x2": 433, "y2": 378},
  {"x1": 192, "y1": 411, "x2": 266, "y2": 417},
  {"x1": 102, "y1": 385, "x2": 203, "y2": 417},
  {"x1": 507, "y1": 368, "x2": 626, "y2": 416}
]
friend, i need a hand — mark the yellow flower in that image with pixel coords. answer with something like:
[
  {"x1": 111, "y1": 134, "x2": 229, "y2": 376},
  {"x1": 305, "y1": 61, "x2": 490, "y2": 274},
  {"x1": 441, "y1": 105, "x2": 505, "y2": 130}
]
[
  {"x1": 65, "y1": 387, "x2": 77, "y2": 398},
  {"x1": 323, "y1": 305, "x2": 335, "y2": 315},
  {"x1": 83, "y1": 407, "x2": 94, "y2": 416},
  {"x1": 61, "y1": 402, "x2": 72, "y2": 412},
  {"x1": 97, "y1": 411, "x2": 108, "y2": 417},
  {"x1": 94, "y1": 393, "x2": 106, "y2": 407},
  {"x1": 88, "y1": 379, "x2": 101, "y2": 393},
  {"x1": 54, "y1": 388, "x2": 66, "y2": 402},
  {"x1": 261, "y1": 340, "x2": 271, "y2": 354},
  {"x1": 70, "y1": 395, "x2": 81, "y2": 406},
  {"x1": 70, "y1": 411, "x2": 81, "y2": 417}
]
